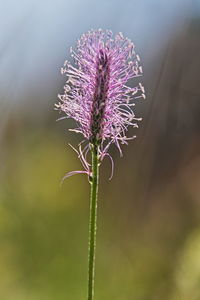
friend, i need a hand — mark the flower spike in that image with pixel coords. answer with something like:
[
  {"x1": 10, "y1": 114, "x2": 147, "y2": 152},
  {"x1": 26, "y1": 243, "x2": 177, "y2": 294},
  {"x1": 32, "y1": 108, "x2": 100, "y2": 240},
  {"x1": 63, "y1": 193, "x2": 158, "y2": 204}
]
[{"x1": 56, "y1": 29, "x2": 145, "y2": 178}]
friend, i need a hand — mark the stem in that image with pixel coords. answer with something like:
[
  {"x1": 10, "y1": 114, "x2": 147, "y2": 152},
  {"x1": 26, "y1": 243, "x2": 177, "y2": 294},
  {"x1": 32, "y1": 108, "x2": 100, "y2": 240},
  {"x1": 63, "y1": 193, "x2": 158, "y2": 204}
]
[{"x1": 87, "y1": 143, "x2": 99, "y2": 300}]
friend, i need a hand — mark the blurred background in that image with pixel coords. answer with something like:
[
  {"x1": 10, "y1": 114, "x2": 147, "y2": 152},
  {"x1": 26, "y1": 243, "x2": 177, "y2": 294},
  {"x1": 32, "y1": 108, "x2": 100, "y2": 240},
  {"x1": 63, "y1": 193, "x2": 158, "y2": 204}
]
[{"x1": 1, "y1": 0, "x2": 200, "y2": 299}]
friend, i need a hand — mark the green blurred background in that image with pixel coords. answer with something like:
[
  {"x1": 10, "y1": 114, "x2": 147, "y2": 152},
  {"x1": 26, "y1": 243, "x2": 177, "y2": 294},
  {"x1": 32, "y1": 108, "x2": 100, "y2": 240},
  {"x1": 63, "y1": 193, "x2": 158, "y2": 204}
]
[{"x1": 1, "y1": 0, "x2": 200, "y2": 299}]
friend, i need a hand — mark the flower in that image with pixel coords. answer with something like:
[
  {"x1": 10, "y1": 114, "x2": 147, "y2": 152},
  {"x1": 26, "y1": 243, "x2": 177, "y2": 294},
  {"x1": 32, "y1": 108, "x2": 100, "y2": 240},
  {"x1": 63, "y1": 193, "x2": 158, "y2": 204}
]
[{"x1": 55, "y1": 29, "x2": 145, "y2": 179}]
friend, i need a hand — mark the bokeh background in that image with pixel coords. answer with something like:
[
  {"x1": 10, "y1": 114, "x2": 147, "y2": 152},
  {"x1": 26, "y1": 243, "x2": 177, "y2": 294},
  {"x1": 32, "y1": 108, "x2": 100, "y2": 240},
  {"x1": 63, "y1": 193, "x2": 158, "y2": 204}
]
[{"x1": 1, "y1": 0, "x2": 200, "y2": 299}]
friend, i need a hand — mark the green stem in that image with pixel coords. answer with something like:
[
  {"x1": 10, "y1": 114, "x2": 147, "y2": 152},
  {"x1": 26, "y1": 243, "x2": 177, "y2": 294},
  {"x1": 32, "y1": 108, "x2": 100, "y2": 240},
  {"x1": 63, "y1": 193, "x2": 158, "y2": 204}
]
[{"x1": 87, "y1": 143, "x2": 99, "y2": 300}]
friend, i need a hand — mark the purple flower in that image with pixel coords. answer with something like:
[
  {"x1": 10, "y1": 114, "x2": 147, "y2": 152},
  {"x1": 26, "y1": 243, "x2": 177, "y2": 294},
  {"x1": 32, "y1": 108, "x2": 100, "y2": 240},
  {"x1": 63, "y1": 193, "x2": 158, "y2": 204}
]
[{"x1": 55, "y1": 29, "x2": 145, "y2": 179}]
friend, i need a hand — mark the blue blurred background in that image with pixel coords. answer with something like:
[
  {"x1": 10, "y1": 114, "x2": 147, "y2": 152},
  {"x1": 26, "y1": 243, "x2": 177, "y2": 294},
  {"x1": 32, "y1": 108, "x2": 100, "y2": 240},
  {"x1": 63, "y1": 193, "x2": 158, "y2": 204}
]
[{"x1": 1, "y1": 0, "x2": 200, "y2": 299}]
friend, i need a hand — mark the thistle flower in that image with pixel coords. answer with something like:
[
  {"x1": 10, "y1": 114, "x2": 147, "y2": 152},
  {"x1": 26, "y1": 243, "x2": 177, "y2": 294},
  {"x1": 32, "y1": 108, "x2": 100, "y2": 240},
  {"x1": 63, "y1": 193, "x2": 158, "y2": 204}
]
[{"x1": 55, "y1": 29, "x2": 145, "y2": 178}]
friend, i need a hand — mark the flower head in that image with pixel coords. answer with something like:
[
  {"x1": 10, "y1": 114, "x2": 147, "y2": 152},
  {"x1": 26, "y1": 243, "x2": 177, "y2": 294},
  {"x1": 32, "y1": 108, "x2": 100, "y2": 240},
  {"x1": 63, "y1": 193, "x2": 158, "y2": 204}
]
[{"x1": 55, "y1": 29, "x2": 145, "y2": 179}]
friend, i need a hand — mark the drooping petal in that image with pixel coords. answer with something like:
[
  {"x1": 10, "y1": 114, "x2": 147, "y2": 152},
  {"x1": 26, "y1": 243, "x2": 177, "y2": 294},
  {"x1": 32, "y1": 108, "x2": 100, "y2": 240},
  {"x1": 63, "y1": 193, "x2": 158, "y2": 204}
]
[{"x1": 60, "y1": 170, "x2": 90, "y2": 186}]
